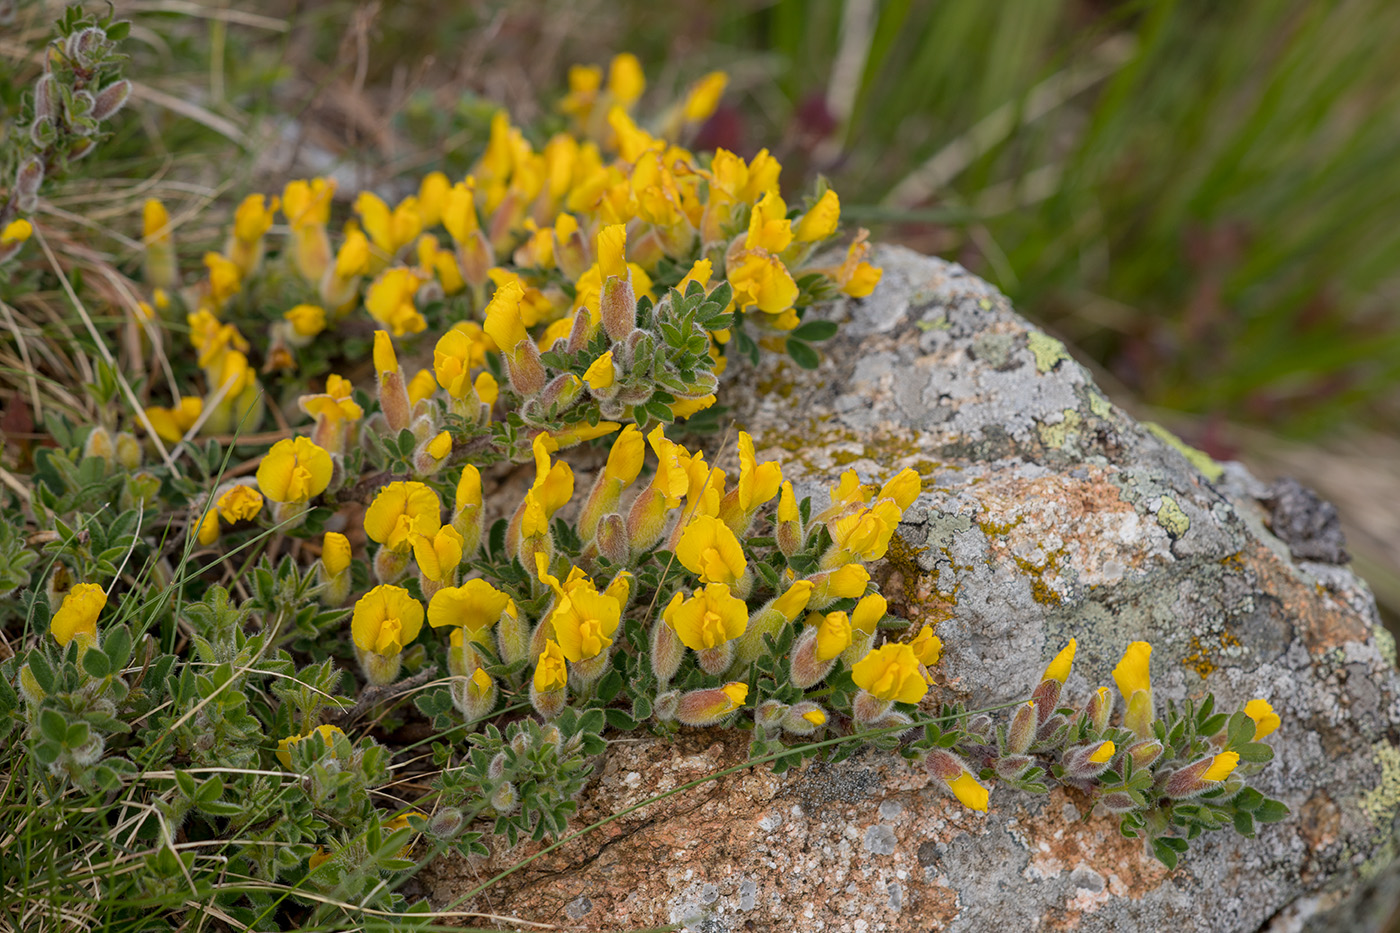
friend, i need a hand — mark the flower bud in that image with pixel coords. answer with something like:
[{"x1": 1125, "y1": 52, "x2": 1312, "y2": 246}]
[
  {"x1": 595, "y1": 512, "x2": 630, "y2": 565},
  {"x1": 925, "y1": 749, "x2": 989, "y2": 812},
  {"x1": 806, "y1": 564, "x2": 870, "y2": 609},
  {"x1": 1006, "y1": 700, "x2": 1037, "y2": 755},
  {"x1": 1097, "y1": 792, "x2": 1138, "y2": 815},
  {"x1": 789, "y1": 626, "x2": 836, "y2": 689},
  {"x1": 782, "y1": 702, "x2": 828, "y2": 736},
  {"x1": 413, "y1": 430, "x2": 453, "y2": 476},
  {"x1": 113, "y1": 432, "x2": 141, "y2": 470},
  {"x1": 538, "y1": 373, "x2": 583, "y2": 412},
  {"x1": 18, "y1": 664, "x2": 45, "y2": 705},
  {"x1": 1126, "y1": 739, "x2": 1163, "y2": 770},
  {"x1": 1035, "y1": 712, "x2": 1069, "y2": 749},
  {"x1": 489, "y1": 781, "x2": 518, "y2": 814},
  {"x1": 600, "y1": 274, "x2": 636, "y2": 342},
  {"x1": 374, "y1": 332, "x2": 412, "y2": 433},
  {"x1": 530, "y1": 678, "x2": 567, "y2": 719},
  {"x1": 565, "y1": 306, "x2": 595, "y2": 355},
  {"x1": 427, "y1": 807, "x2": 465, "y2": 839},
  {"x1": 1030, "y1": 677, "x2": 1063, "y2": 726},
  {"x1": 91, "y1": 79, "x2": 132, "y2": 121},
  {"x1": 373, "y1": 546, "x2": 410, "y2": 585},
  {"x1": 16, "y1": 157, "x2": 43, "y2": 213},
  {"x1": 1086, "y1": 686, "x2": 1113, "y2": 734},
  {"x1": 755, "y1": 699, "x2": 788, "y2": 730},
  {"x1": 568, "y1": 649, "x2": 611, "y2": 691},
  {"x1": 653, "y1": 689, "x2": 680, "y2": 722},
  {"x1": 1063, "y1": 740, "x2": 1116, "y2": 782},
  {"x1": 497, "y1": 605, "x2": 529, "y2": 667},
  {"x1": 650, "y1": 616, "x2": 684, "y2": 686},
  {"x1": 697, "y1": 641, "x2": 734, "y2": 676},
  {"x1": 674, "y1": 682, "x2": 747, "y2": 727},
  {"x1": 1163, "y1": 751, "x2": 1239, "y2": 799},
  {"x1": 852, "y1": 690, "x2": 893, "y2": 726},
  {"x1": 83, "y1": 426, "x2": 115, "y2": 464},
  {"x1": 450, "y1": 668, "x2": 498, "y2": 721},
  {"x1": 357, "y1": 646, "x2": 403, "y2": 687},
  {"x1": 505, "y1": 339, "x2": 547, "y2": 398},
  {"x1": 994, "y1": 754, "x2": 1034, "y2": 781}
]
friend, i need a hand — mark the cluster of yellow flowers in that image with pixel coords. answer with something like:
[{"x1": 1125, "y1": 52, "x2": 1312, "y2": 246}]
[{"x1": 137, "y1": 53, "x2": 881, "y2": 458}]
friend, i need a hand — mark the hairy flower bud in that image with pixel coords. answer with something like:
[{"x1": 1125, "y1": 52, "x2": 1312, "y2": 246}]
[
  {"x1": 755, "y1": 699, "x2": 788, "y2": 730},
  {"x1": 674, "y1": 682, "x2": 747, "y2": 727},
  {"x1": 925, "y1": 749, "x2": 989, "y2": 812},
  {"x1": 1006, "y1": 700, "x2": 1037, "y2": 756},
  {"x1": 1086, "y1": 686, "x2": 1113, "y2": 734},
  {"x1": 788, "y1": 626, "x2": 836, "y2": 689},
  {"x1": 1063, "y1": 740, "x2": 1116, "y2": 782},
  {"x1": 34, "y1": 74, "x2": 55, "y2": 123},
  {"x1": 1097, "y1": 791, "x2": 1138, "y2": 815},
  {"x1": 1164, "y1": 751, "x2": 1239, "y2": 799},
  {"x1": 852, "y1": 690, "x2": 893, "y2": 726},
  {"x1": 782, "y1": 702, "x2": 828, "y2": 736},
  {"x1": 427, "y1": 807, "x2": 465, "y2": 839},
  {"x1": 450, "y1": 668, "x2": 498, "y2": 721},
  {"x1": 489, "y1": 781, "x2": 519, "y2": 814},
  {"x1": 16, "y1": 157, "x2": 43, "y2": 212},
  {"x1": 91, "y1": 79, "x2": 132, "y2": 121},
  {"x1": 653, "y1": 689, "x2": 680, "y2": 722},
  {"x1": 994, "y1": 754, "x2": 1034, "y2": 781},
  {"x1": 649, "y1": 616, "x2": 684, "y2": 686},
  {"x1": 1126, "y1": 738, "x2": 1163, "y2": 770}
]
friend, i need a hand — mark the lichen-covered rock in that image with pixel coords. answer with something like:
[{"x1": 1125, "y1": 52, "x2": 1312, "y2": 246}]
[{"x1": 419, "y1": 246, "x2": 1400, "y2": 931}]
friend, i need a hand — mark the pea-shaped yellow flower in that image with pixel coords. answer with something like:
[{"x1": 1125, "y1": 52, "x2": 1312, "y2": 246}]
[
  {"x1": 814, "y1": 611, "x2": 853, "y2": 662},
  {"x1": 850, "y1": 593, "x2": 887, "y2": 634},
  {"x1": 852, "y1": 642, "x2": 928, "y2": 705},
  {"x1": 351, "y1": 585, "x2": 423, "y2": 657},
  {"x1": 322, "y1": 532, "x2": 352, "y2": 576},
  {"x1": 908, "y1": 625, "x2": 942, "y2": 667},
  {"x1": 364, "y1": 481, "x2": 442, "y2": 552},
  {"x1": 255, "y1": 437, "x2": 333, "y2": 504},
  {"x1": 1245, "y1": 699, "x2": 1280, "y2": 740},
  {"x1": 533, "y1": 638, "x2": 568, "y2": 694},
  {"x1": 549, "y1": 581, "x2": 623, "y2": 662},
  {"x1": 675, "y1": 515, "x2": 747, "y2": 586},
  {"x1": 275, "y1": 724, "x2": 345, "y2": 768},
  {"x1": 217, "y1": 484, "x2": 264, "y2": 524},
  {"x1": 52, "y1": 582, "x2": 106, "y2": 648},
  {"x1": 794, "y1": 189, "x2": 840, "y2": 243},
  {"x1": 412, "y1": 526, "x2": 465, "y2": 583},
  {"x1": 664, "y1": 583, "x2": 748, "y2": 652},
  {"x1": 427, "y1": 578, "x2": 513, "y2": 635}
]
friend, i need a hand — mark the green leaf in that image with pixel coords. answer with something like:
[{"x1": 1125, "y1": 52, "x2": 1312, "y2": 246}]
[
  {"x1": 604, "y1": 709, "x2": 637, "y2": 731},
  {"x1": 1254, "y1": 799, "x2": 1290, "y2": 823},
  {"x1": 1233, "y1": 810, "x2": 1256, "y2": 837},
  {"x1": 790, "y1": 320, "x2": 839, "y2": 342},
  {"x1": 1235, "y1": 742, "x2": 1274, "y2": 764},
  {"x1": 1151, "y1": 838, "x2": 1180, "y2": 869},
  {"x1": 82, "y1": 649, "x2": 111, "y2": 679},
  {"x1": 27, "y1": 652, "x2": 56, "y2": 693},
  {"x1": 1233, "y1": 787, "x2": 1264, "y2": 812},
  {"x1": 786, "y1": 339, "x2": 820, "y2": 370}
]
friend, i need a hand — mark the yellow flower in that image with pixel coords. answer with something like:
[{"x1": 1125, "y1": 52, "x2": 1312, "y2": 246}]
[
  {"x1": 908, "y1": 625, "x2": 942, "y2": 667},
  {"x1": 322, "y1": 532, "x2": 352, "y2": 576},
  {"x1": 597, "y1": 224, "x2": 627, "y2": 281},
  {"x1": 441, "y1": 181, "x2": 480, "y2": 241},
  {"x1": 548, "y1": 578, "x2": 623, "y2": 662},
  {"x1": 533, "y1": 638, "x2": 568, "y2": 693},
  {"x1": 145, "y1": 396, "x2": 203, "y2": 443},
  {"x1": 204, "y1": 252, "x2": 242, "y2": 308},
  {"x1": 217, "y1": 484, "x2": 264, "y2": 523},
  {"x1": 814, "y1": 611, "x2": 852, "y2": 661},
  {"x1": 282, "y1": 177, "x2": 335, "y2": 228},
  {"x1": 947, "y1": 770, "x2": 989, "y2": 812},
  {"x1": 283, "y1": 304, "x2": 326, "y2": 339},
  {"x1": 877, "y1": 468, "x2": 921, "y2": 511},
  {"x1": 143, "y1": 198, "x2": 170, "y2": 241},
  {"x1": 736, "y1": 432, "x2": 782, "y2": 511},
  {"x1": 664, "y1": 584, "x2": 748, "y2": 652},
  {"x1": 455, "y1": 463, "x2": 482, "y2": 512},
  {"x1": 475, "y1": 371, "x2": 499, "y2": 405},
  {"x1": 51, "y1": 582, "x2": 106, "y2": 648},
  {"x1": 407, "y1": 369, "x2": 438, "y2": 407},
  {"x1": 1202, "y1": 751, "x2": 1240, "y2": 783},
  {"x1": 777, "y1": 481, "x2": 800, "y2": 523},
  {"x1": 365, "y1": 267, "x2": 426, "y2": 336},
  {"x1": 364, "y1": 481, "x2": 442, "y2": 552},
  {"x1": 333, "y1": 228, "x2": 371, "y2": 280},
  {"x1": 852, "y1": 642, "x2": 927, "y2": 704},
  {"x1": 828, "y1": 500, "x2": 902, "y2": 562},
  {"x1": 849, "y1": 593, "x2": 887, "y2": 634},
  {"x1": 1088, "y1": 741, "x2": 1116, "y2": 764},
  {"x1": 826, "y1": 230, "x2": 882, "y2": 298},
  {"x1": 521, "y1": 434, "x2": 574, "y2": 539},
  {"x1": 583, "y1": 351, "x2": 616, "y2": 390},
  {"x1": 801, "y1": 708, "x2": 826, "y2": 727},
  {"x1": 682, "y1": 71, "x2": 727, "y2": 123},
  {"x1": 1, "y1": 218, "x2": 33, "y2": 245},
  {"x1": 412, "y1": 525, "x2": 465, "y2": 582},
  {"x1": 744, "y1": 191, "x2": 793, "y2": 254},
  {"x1": 1112, "y1": 642, "x2": 1153, "y2": 700},
  {"x1": 1245, "y1": 699, "x2": 1280, "y2": 740},
  {"x1": 351, "y1": 585, "x2": 423, "y2": 656},
  {"x1": 427, "y1": 578, "x2": 513, "y2": 634},
  {"x1": 434, "y1": 326, "x2": 489, "y2": 398},
  {"x1": 417, "y1": 171, "x2": 450, "y2": 227},
  {"x1": 196, "y1": 510, "x2": 219, "y2": 545},
  {"x1": 424, "y1": 430, "x2": 452, "y2": 462},
  {"x1": 355, "y1": 191, "x2": 423, "y2": 256},
  {"x1": 675, "y1": 514, "x2": 747, "y2": 586},
  {"x1": 794, "y1": 189, "x2": 840, "y2": 243},
  {"x1": 720, "y1": 681, "x2": 748, "y2": 708},
  {"x1": 669, "y1": 394, "x2": 716, "y2": 420},
  {"x1": 728, "y1": 250, "x2": 798, "y2": 315},
  {"x1": 231, "y1": 193, "x2": 277, "y2": 250},
  {"x1": 299, "y1": 375, "x2": 363, "y2": 427},
  {"x1": 255, "y1": 437, "x2": 333, "y2": 504},
  {"x1": 276, "y1": 724, "x2": 345, "y2": 767},
  {"x1": 483, "y1": 279, "x2": 529, "y2": 354},
  {"x1": 607, "y1": 52, "x2": 645, "y2": 108},
  {"x1": 771, "y1": 580, "x2": 814, "y2": 621},
  {"x1": 1042, "y1": 639, "x2": 1076, "y2": 685}
]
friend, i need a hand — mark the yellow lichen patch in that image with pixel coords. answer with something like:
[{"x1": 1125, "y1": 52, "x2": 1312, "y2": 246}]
[
  {"x1": 977, "y1": 515, "x2": 1025, "y2": 538},
  {"x1": 1037, "y1": 409, "x2": 1083, "y2": 450},
  {"x1": 1155, "y1": 496, "x2": 1190, "y2": 538},
  {"x1": 1026, "y1": 331, "x2": 1072, "y2": 373},
  {"x1": 1143, "y1": 422, "x2": 1225, "y2": 483},
  {"x1": 1359, "y1": 740, "x2": 1400, "y2": 828}
]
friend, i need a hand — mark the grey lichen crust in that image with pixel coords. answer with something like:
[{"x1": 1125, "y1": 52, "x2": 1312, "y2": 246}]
[
  {"x1": 732, "y1": 245, "x2": 1400, "y2": 931},
  {"x1": 424, "y1": 246, "x2": 1399, "y2": 932}
]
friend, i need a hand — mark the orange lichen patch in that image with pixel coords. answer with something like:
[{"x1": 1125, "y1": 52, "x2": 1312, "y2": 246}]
[
  {"x1": 1180, "y1": 630, "x2": 1240, "y2": 679},
  {"x1": 1230, "y1": 540, "x2": 1368, "y2": 653},
  {"x1": 1012, "y1": 789, "x2": 1171, "y2": 929}
]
